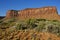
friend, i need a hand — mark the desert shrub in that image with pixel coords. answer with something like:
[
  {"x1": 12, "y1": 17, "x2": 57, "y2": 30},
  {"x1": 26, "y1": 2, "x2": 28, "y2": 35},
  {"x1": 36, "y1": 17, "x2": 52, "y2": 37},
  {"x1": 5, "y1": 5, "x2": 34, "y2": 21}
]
[
  {"x1": 47, "y1": 24, "x2": 60, "y2": 35},
  {"x1": 16, "y1": 22, "x2": 28, "y2": 30},
  {"x1": 0, "y1": 20, "x2": 3, "y2": 23},
  {"x1": 52, "y1": 20, "x2": 59, "y2": 22},
  {"x1": 35, "y1": 19, "x2": 60, "y2": 34},
  {"x1": 47, "y1": 25, "x2": 54, "y2": 33},
  {"x1": 0, "y1": 20, "x2": 16, "y2": 29},
  {"x1": 26, "y1": 19, "x2": 36, "y2": 24},
  {"x1": 16, "y1": 23, "x2": 22, "y2": 30},
  {"x1": 16, "y1": 19, "x2": 38, "y2": 30},
  {"x1": 0, "y1": 22, "x2": 8, "y2": 27},
  {"x1": 20, "y1": 24, "x2": 28, "y2": 30},
  {"x1": 35, "y1": 22, "x2": 46, "y2": 32},
  {"x1": 36, "y1": 19, "x2": 46, "y2": 21},
  {"x1": 25, "y1": 19, "x2": 37, "y2": 28},
  {"x1": 1, "y1": 18, "x2": 17, "y2": 27},
  {"x1": 53, "y1": 26, "x2": 60, "y2": 36},
  {"x1": 7, "y1": 18, "x2": 16, "y2": 22},
  {"x1": 0, "y1": 22, "x2": 9, "y2": 29}
]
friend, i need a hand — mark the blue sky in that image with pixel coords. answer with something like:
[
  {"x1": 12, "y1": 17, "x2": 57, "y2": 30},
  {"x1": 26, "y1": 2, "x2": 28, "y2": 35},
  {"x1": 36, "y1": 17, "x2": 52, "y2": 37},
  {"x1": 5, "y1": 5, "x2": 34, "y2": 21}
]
[{"x1": 0, "y1": 0, "x2": 60, "y2": 16}]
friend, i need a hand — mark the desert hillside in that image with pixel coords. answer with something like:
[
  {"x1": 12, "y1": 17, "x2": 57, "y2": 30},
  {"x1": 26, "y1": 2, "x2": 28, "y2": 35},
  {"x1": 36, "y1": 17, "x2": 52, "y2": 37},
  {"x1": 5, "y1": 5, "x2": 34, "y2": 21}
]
[
  {"x1": 0, "y1": 18, "x2": 60, "y2": 40},
  {"x1": 0, "y1": 6, "x2": 60, "y2": 40}
]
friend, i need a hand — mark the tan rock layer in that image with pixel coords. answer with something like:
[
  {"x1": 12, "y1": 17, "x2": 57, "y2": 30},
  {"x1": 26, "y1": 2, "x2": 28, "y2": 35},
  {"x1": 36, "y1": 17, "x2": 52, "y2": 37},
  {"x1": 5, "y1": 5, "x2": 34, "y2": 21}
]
[{"x1": 5, "y1": 6, "x2": 60, "y2": 20}]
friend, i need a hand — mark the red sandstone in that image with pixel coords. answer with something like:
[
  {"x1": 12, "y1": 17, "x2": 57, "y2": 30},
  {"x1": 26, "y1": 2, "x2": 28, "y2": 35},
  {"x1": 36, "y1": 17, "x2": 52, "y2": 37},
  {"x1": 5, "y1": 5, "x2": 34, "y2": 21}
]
[{"x1": 5, "y1": 6, "x2": 60, "y2": 20}]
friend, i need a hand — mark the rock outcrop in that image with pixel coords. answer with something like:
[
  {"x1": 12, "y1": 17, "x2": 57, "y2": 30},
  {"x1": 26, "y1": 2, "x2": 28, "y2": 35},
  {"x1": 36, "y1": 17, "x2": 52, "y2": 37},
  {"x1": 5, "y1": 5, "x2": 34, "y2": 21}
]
[
  {"x1": 5, "y1": 6, "x2": 60, "y2": 20},
  {"x1": 6, "y1": 10, "x2": 18, "y2": 19}
]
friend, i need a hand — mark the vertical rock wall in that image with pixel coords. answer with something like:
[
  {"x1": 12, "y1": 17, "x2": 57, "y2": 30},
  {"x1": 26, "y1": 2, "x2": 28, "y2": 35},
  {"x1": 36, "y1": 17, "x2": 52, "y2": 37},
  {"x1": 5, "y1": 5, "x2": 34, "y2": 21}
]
[
  {"x1": 5, "y1": 6, "x2": 60, "y2": 20},
  {"x1": 6, "y1": 10, "x2": 18, "y2": 19}
]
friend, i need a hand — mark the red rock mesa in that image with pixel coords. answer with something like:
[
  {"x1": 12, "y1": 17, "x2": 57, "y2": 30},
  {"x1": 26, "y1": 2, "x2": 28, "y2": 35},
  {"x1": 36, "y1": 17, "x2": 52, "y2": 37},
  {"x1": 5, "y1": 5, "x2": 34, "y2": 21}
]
[{"x1": 5, "y1": 6, "x2": 60, "y2": 20}]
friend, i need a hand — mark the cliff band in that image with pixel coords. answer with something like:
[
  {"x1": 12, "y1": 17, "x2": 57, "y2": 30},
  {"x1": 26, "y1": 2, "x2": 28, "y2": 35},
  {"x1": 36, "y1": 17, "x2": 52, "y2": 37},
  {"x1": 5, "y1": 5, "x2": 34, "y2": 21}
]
[{"x1": 5, "y1": 6, "x2": 60, "y2": 20}]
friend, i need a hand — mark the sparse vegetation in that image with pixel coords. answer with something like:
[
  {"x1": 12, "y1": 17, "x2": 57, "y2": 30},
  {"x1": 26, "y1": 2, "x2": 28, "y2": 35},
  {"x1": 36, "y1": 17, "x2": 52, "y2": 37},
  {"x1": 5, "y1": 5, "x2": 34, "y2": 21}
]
[{"x1": 0, "y1": 18, "x2": 60, "y2": 40}]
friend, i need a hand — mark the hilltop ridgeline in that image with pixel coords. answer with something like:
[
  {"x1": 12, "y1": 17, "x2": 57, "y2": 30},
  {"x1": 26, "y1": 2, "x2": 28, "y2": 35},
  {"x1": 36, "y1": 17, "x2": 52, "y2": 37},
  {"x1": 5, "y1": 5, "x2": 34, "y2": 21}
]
[
  {"x1": 0, "y1": 16, "x2": 5, "y2": 19},
  {"x1": 5, "y1": 6, "x2": 60, "y2": 20}
]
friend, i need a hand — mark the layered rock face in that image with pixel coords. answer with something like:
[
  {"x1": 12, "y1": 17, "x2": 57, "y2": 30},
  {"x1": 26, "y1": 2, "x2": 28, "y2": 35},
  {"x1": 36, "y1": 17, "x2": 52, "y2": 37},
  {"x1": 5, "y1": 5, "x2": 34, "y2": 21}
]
[
  {"x1": 6, "y1": 10, "x2": 18, "y2": 19},
  {"x1": 6, "y1": 6, "x2": 60, "y2": 20}
]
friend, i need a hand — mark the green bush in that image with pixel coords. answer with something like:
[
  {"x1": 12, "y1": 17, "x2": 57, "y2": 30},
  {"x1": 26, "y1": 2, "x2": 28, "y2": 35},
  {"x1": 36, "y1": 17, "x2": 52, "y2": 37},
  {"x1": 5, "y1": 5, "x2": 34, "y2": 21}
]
[
  {"x1": 0, "y1": 18, "x2": 60, "y2": 37},
  {"x1": 8, "y1": 18, "x2": 16, "y2": 22},
  {"x1": 52, "y1": 20, "x2": 59, "y2": 22},
  {"x1": 25, "y1": 19, "x2": 37, "y2": 29},
  {"x1": 16, "y1": 22, "x2": 28, "y2": 30},
  {"x1": 0, "y1": 20, "x2": 3, "y2": 23},
  {"x1": 36, "y1": 19, "x2": 46, "y2": 21}
]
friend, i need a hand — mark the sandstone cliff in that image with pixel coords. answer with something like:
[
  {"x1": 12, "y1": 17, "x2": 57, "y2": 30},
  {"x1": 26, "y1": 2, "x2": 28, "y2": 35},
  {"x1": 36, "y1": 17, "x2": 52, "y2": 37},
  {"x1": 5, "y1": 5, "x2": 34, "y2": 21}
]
[
  {"x1": 6, "y1": 10, "x2": 18, "y2": 19},
  {"x1": 5, "y1": 6, "x2": 60, "y2": 21}
]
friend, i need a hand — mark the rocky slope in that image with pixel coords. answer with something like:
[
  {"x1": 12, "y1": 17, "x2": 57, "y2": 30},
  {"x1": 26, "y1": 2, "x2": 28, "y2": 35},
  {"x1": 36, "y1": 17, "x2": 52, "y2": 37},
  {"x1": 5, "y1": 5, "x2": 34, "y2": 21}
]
[
  {"x1": 0, "y1": 6, "x2": 60, "y2": 40},
  {"x1": 0, "y1": 18, "x2": 60, "y2": 40},
  {"x1": 0, "y1": 30, "x2": 60, "y2": 40}
]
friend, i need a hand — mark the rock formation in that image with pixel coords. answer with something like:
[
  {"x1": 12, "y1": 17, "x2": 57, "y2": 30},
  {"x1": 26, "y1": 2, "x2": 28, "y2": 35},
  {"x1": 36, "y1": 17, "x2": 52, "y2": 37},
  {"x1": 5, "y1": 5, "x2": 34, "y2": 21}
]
[
  {"x1": 5, "y1": 6, "x2": 60, "y2": 20},
  {"x1": 6, "y1": 10, "x2": 18, "y2": 18}
]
